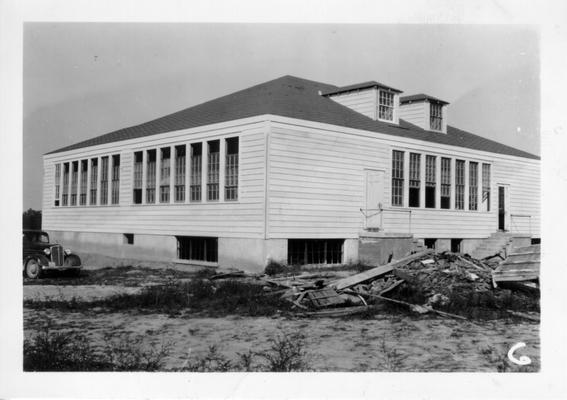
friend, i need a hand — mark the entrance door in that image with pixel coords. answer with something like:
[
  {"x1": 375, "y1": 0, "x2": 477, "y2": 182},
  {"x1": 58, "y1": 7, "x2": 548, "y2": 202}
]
[
  {"x1": 498, "y1": 186, "x2": 506, "y2": 231},
  {"x1": 365, "y1": 169, "x2": 384, "y2": 229}
]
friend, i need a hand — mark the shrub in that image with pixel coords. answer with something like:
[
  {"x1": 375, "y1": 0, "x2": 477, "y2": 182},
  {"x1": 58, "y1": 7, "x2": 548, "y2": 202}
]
[
  {"x1": 264, "y1": 259, "x2": 300, "y2": 276},
  {"x1": 24, "y1": 324, "x2": 172, "y2": 371},
  {"x1": 258, "y1": 332, "x2": 310, "y2": 372}
]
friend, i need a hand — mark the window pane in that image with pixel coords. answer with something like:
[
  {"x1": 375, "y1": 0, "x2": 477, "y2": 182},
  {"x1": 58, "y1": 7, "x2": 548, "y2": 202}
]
[
  {"x1": 391, "y1": 150, "x2": 404, "y2": 206},
  {"x1": 225, "y1": 137, "x2": 239, "y2": 201},
  {"x1": 207, "y1": 140, "x2": 220, "y2": 201},
  {"x1": 190, "y1": 143, "x2": 202, "y2": 202}
]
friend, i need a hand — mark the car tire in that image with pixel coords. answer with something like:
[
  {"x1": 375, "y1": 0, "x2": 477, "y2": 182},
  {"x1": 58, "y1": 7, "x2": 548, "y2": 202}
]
[
  {"x1": 25, "y1": 259, "x2": 42, "y2": 279},
  {"x1": 64, "y1": 254, "x2": 81, "y2": 268}
]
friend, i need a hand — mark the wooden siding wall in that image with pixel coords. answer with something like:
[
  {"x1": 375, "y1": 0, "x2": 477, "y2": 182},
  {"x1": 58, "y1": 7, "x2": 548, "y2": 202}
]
[
  {"x1": 267, "y1": 121, "x2": 540, "y2": 239},
  {"x1": 327, "y1": 89, "x2": 376, "y2": 120},
  {"x1": 399, "y1": 102, "x2": 427, "y2": 130},
  {"x1": 42, "y1": 123, "x2": 267, "y2": 239}
]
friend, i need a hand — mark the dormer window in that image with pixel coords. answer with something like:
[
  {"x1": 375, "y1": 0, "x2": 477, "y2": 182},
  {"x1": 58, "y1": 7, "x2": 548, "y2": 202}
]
[
  {"x1": 430, "y1": 103, "x2": 443, "y2": 131},
  {"x1": 378, "y1": 91, "x2": 395, "y2": 121}
]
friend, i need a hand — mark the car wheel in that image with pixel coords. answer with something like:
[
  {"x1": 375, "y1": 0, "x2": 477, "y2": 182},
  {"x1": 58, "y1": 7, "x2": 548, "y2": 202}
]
[{"x1": 25, "y1": 259, "x2": 41, "y2": 279}]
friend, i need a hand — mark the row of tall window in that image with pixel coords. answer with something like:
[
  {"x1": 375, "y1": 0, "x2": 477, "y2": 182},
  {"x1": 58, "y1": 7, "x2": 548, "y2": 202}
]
[
  {"x1": 391, "y1": 150, "x2": 490, "y2": 211},
  {"x1": 132, "y1": 137, "x2": 239, "y2": 205},
  {"x1": 54, "y1": 155, "x2": 120, "y2": 207}
]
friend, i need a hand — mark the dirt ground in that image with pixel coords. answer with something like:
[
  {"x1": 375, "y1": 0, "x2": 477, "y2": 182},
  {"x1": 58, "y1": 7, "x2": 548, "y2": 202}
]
[{"x1": 22, "y1": 265, "x2": 540, "y2": 372}]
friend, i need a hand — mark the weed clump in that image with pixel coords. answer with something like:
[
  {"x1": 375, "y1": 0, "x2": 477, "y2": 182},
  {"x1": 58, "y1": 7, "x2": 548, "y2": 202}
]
[{"x1": 24, "y1": 324, "x2": 171, "y2": 371}]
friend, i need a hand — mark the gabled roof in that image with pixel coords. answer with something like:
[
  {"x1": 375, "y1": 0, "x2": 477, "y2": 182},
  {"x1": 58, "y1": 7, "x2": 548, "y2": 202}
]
[
  {"x1": 48, "y1": 75, "x2": 539, "y2": 160},
  {"x1": 401, "y1": 93, "x2": 449, "y2": 105},
  {"x1": 321, "y1": 80, "x2": 403, "y2": 96}
]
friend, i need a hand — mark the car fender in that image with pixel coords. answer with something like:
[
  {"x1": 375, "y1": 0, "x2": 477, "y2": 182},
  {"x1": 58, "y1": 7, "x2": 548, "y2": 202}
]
[
  {"x1": 23, "y1": 254, "x2": 50, "y2": 269},
  {"x1": 64, "y1": 253, "x2": 82, "y2": 267}
]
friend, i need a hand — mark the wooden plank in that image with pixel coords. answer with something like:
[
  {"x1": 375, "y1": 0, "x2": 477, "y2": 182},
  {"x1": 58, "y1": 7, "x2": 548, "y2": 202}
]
[{"x1": 331, "y1": 250, "x2": 433, "y2": 290}]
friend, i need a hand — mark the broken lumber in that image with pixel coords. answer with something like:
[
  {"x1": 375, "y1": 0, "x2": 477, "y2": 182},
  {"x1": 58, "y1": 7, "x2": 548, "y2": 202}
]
[
  {"x1": 506, "y1": 310, "x2": 540, "y2": 322},
  {"x1": 298, "y1": 305, "x2": 372, "y2": 318},
  {"x1": 368, "y1": 293, "x2": 467, "y2": 320},
  {"x1": 330, "y1": 250, "x2": 433, "y2": 291}
]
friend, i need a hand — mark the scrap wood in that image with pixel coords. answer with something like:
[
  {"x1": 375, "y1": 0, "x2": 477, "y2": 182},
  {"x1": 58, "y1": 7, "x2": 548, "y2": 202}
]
[
  {"x1": 330, "y1": 249, "x2": 433, "y2": 291},
  {"x1": 456, "y1": 255, "x2": 488, "y2": 272},
  {"x1": 368, "y1": 294, "x2": 468, "y2": 320},
  {"x1": 209, "y1": 271, "x2": 247, "y2": 280},
  {"x1": 378, "y1": 279, "x2": 404, "y2": 296},
  {"x1": 505, "y1": 310, "x2": 540, "y2": 322},
  {"x1": 305, "y1": 288, "x2": 345, "y2": 308},
  {"x1": 297, "y1": 305, "x2": 372, "y2": 318}
]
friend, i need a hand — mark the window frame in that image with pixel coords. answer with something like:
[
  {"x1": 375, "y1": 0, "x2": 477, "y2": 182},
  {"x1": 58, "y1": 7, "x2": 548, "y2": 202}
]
[
  {"x1": 54, "y1": 164, "x2": 61, "y2": 206},
  {"x1": 190, "y1": 142, "x2": 202, "y2": 202},
  {"x1": 455, "y1": 159, "x2": 465, "y2": 210},
  {"x1": 225, "y1": 137, "x2": 239, "y2": 201},
  {"x1": 440, "y1": 157, "x2": 451, "y2": 209},
  {"x1": 468, "y1": 161, "x2": 478, "y2": 211},
  {"x1": 174, "y1": 145, "x2": 186, "y2": 203},
  {"x1": 378, "y1": 90, "x2": 395, "y2": 122},
  {"x1": 408, "y1": 153, "x2": 420, "y2": 208},
  {"x1": 482, "y1": 163, "x2": 491, "y2": 212},
  {"x1": 425, "y1": 155, "x2": 436, "y2": 208},
  {"x1": 207, "y1": 140, "x2": 220, "y2": 201},
  {"x1": 391, "y1": 150, "x2": 404, "y2": 207},
  {"x1": 430, "y1": 103, "x2": 443, "y2": 131}
]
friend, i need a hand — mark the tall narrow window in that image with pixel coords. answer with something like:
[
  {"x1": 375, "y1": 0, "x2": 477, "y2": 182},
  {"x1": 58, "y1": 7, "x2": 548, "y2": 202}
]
[
  {"x1": 430, "y1": 103, "x2": 442, "y2": 131},
  {"x1": 482, "y1": 163, "x2": 491, "y2": 212},
  {"x1": 207, "y1": 140, "x2": 220, "y2": 201},
  {"x1": 425, "y1": 155, "x2": 436, "y2": 208},
  {"x1": 146, "y1": 150, "x2": 156, "y2": 204},
  {"x1": 79, "y1": 160, "x2": 88, "y2": 205},
  {"x1": 100, "y1": 156, "x2": 109, "y2": 205},
  {"x1": 175, "y1": 145, "x2": 186, "y2": 202},
  {"x1": 160, "y1": 147, "x2": 170, "y2": 203},
  {"x1": 378, "y1": 90, "x2": 394, "y2": 121},
  {"x1": 111, "y1": 155, "x2": 120, "y2": 205},
  {"x1": 469, "y1": 161, "x2": 478, "y2": 211},
  {"x1": 62, "y1": 163, "x2": 69, "y2": 206},
  {"x1": 409, "y1": 153, "x2": 420, "y2": 207},
  {"x1": 391, "y1": 150, "x2": 404, "y2": 207},
  {"x1": 455, "y1": 159, "x2": 465, "y2": 210},
  {"x1": 90, "y1": 158, "x2": 98, "y2": 205},
  {"x1": 70, "y1": 161, "x2": 78, "y2": 206},
  {"x1": 133, "y1": 151, "x2": 143, "y2": 204},
  {"x1": 440, "y1": 157, "x2": 451, "y2": 209},
  {"x1": 190, "y1": 143, "x2": 202, "y2": 202},
  {"x1": 54, "y1": 164, "x2": 61, "y2": 206},
  {"x1": 225, "y1": 137, "x2": 239, "y2": 201}
]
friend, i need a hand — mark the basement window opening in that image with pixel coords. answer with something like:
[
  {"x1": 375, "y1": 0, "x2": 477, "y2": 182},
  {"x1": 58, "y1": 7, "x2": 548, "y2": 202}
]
[
  {"x1": 451, "y1": 238, "x2": 462, "y2": 253},
  {"x1": 123, "y1": 233, "x2": 134, "y2": 245},
  {"x1": 177, "y1": 236, "x2": 218, "y2": 263},
  {"x1": 424, "y1": 238, "x2": 437, "y2": 249},
  {"x1": 287, "y1": 239, "x2": 344, "y2": 265},
  {"x1": 409, "y1": 153, "x2": 420, "y2": 207}
]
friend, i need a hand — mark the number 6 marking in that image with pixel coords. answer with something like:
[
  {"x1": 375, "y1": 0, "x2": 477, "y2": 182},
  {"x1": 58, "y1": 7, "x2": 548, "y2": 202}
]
[{"x1": 507, "y1": 342, "x2": 532, "y2": 366}]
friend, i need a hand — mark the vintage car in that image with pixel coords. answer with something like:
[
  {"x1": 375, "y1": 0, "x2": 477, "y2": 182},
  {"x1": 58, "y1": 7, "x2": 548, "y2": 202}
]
[{"x1": 22, "y1": 230, "x2": 82, "y2": 279}]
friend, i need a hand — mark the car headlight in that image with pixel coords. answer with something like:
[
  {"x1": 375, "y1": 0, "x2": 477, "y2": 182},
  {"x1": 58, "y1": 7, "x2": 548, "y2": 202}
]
[
  {"x1": 43, "y1": 248, "x2": 51, "y2": 255},
  {"x1": 64, "y1": 248, "x2": 72, "y2": 255}
]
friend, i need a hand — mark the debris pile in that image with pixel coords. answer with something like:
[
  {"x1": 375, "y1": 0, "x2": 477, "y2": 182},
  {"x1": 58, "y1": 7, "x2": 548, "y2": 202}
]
[{"x1": 209, "y1": 248, "x2": 538, "y2": 320}]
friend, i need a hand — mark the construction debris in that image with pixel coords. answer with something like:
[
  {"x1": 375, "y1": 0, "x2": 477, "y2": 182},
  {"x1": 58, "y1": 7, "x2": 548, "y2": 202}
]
[{"x1": 206, "y1": 248, "x2": 539, "y2": 320}]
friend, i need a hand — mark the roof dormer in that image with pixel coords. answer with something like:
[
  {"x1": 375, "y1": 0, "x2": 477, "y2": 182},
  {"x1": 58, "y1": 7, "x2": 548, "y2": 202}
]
[
  {"x1": 322, "y1": 81, "x2": 403, "y2": 124},
  {"x1": 399, "y1": 94, "x2": 449, "y2": 133}
]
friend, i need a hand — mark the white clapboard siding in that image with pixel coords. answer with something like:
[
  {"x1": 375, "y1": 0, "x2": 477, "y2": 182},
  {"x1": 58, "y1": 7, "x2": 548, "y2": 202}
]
[
  {"x1": 399, "y1": 102, "x2": 427, "y2": 129},
  {"x1": 326, "y1": 89, "x2": 376, "y2": 120},
  {"x1": 42, "y1": 126, "x2": 267, "y2": 239},
  {"x1": 267, "y1": 121, "x2": 540, "y2": 239}
]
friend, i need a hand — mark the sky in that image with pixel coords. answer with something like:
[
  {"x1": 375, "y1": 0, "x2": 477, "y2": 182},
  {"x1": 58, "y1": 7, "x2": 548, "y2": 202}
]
[{"x1": 23, "y1": 23, "x2": 540, "y2": 210}]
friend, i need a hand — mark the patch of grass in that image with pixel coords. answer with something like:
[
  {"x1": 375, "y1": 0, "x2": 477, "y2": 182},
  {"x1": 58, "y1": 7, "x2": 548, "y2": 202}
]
[
  {"x1": 264, "y1": 259, "x2": 301, "y2": 276},
  {"x1": 24, "y1": 279, "x2": 292, "y2": 317},
  {"x1": 376, "y1": 337, "x2": 407, "y2": 372},
  {"x1": 24, "y1": 323, "x2": 171, "y2": 371}
]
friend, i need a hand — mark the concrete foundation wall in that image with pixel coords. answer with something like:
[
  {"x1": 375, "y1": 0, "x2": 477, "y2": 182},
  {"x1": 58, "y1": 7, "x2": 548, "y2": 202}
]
[
  {"x1": 343, "y1": 239, "x2": 359, "y2": 264},
  {"x1": 358, "y1": 236, "x2": 416, "y2": 265},
  {"x1": 219, "y1": 238, "x2": 266, "y2": 272}
]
